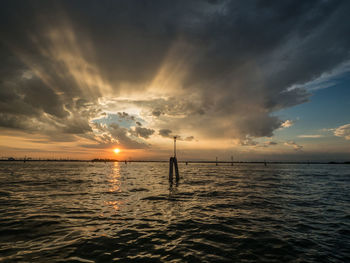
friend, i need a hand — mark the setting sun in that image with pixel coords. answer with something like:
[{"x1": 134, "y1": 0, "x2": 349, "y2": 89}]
[{"x1": 113, "y1": 148, "x2": 121, "y2": 154}]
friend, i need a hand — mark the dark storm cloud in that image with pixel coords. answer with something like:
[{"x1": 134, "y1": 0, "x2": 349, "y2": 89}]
[
  {"x1": 117, "y1": 112, "x2": 135, "y2": 121},
  {"x1": 152, "y1": 110, "x2": 162, "y2": 117},
  {"x1": 158, "y1": 128, "x2": 194, "y2": 141},
  {"x1": 159, "y1": 129, "x2": 173, "y2": 138},
  {"x1": 0, "y1": 75, "x2": 67, "y2": 118},
  {"x1": 1, "y1": 0, "x2": 350, "y2": 144},
  {"x1": 131, "y1": 126, "x2": 155, "y2": 139}
]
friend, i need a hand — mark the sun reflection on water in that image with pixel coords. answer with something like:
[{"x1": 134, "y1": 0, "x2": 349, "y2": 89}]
[
  {"x1": 107, "y1": 162, "x2": 121, "y2": 193},
  {"x1": 104, "y1": 200, "x2": 123, "y2": 212},
  {"x1": 101, "y1": 162, "x2": 124, "y2": 215}
]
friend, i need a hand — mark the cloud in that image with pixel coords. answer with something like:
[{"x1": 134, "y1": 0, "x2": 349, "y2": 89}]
[
  {"x1": 158, "y1": 128, "x2": 194, "y2": 142},
  {"x1": 131, "y1": 126, "x2": 155, "y2": 139},
  {"x1": 281, "y1": 120, "x2": 294, "y2": 128},
  {"x1": 284, "y1": 141, "x2": 303, "y2": 151},
  {"x1": 267, "y1": 141, "x2": 278, "y2": 145},
  {"x1": 334, "y1": 124, "x2": 350, "y2": 140},
  {"x1": 159, "y1": 129, "x2": 172, "y2": 138},
  {"x1": 288, "y1": 61, "x2": 350, "y2": 92},
  {"x1": 239, "y1": 139, "x2": 278, "y2": 148},
  {"x1": 117, "y1": 112, "x2": 135, "y2": 121},
  {"x1": 1, "y1": 0, "x2": 350, "y2": 149},
  {"x1": 94, "y1": 123, "x2": 149, "y2": 149},
  {"x1": 298, "y1": 134, "x2": 323, "y2": 138},
  {"x1": 184, "y1": 136, "x2": 194, "y2": 141},
  {"x1": 240, "y1": 138, "x2": 258, "y2": 146},
  {"x1": 93, "y1": 112, "x2": 139, "y2": 127},
  {"x1": 152, "y1": 110, "x2": 162, "y2": 117},
  {"x1": 320, "y1": 128, "x2": 335, "y2": 132}
]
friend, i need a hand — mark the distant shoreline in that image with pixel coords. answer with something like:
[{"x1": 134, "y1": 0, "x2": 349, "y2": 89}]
[{"x1": 0, "y1": 159, "x2": 349, "y2": 165}]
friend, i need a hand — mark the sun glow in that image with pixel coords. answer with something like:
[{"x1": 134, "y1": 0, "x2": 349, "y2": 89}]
[{"x1": 113, "y1": 148, "x2": 121, "y2": 154}]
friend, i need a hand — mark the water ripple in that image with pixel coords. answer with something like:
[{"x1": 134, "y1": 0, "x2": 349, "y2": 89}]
[{"x1": 0, "y1": 162, "x2": 349, "y2": 262}]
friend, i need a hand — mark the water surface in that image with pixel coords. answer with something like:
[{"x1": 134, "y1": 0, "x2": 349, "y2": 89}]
[{"x1": 0, "y1": 162, "x2": 349, "y2": 262}]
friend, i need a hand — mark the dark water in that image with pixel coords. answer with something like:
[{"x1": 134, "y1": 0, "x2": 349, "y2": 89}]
[{"x1": 0, "y1": 162, "x2": 349, "y2": 262}]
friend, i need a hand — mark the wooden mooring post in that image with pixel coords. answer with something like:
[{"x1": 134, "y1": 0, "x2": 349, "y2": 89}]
[
  {"x1": 169, "y1": 157, "x2": 174, "y2": 182},
  {"x1": 174, "y1": 157, "x2": 179, "y2": 181},
  {"x1": 169, "y1": 136, "x2": 179, "y2": 182}
]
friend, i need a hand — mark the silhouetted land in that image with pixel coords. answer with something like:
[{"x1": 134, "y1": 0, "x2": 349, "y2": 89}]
[{"x1": 0, "y1": 158, "x2": 349, "y2": 165}]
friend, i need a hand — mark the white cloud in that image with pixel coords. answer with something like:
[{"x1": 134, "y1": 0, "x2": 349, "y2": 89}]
[
  {"x1": 334, "y1": 124, "x2": 350, "y2": 140},
  {"x1": 288, "y1": 61, "x2": 350, "y2": 92},
  {"x1": 281, "y1": 120, "x2": 294, "y2": 128},
  {"x1": 284, "y1": 141, "x2": 303, "y2": 151},
  {"x1": 320, "y1": 128, "x2": 335, "y2": 132},
  {"x1": 298, "y1": 134, "x2": 323, "y2": 138}
]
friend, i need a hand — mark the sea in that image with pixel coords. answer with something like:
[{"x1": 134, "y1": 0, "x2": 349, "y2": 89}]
[{"x1": 0, "y1": 162, "x2": 349, "y2": 262}]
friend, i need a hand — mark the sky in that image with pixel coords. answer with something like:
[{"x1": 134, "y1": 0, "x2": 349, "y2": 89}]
[{"x1": 1, "y1": 0, "x2": 350, "y2": 161}]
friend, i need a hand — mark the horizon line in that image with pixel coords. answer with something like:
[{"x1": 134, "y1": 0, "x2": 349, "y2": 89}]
[{"x1": 1, "y1": 158, "x2": 349, "y2": 165}]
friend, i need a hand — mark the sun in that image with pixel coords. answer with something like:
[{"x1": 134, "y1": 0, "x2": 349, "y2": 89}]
[{"x1": 113, "y1": 148, "x2": 121, "y2": 154}]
